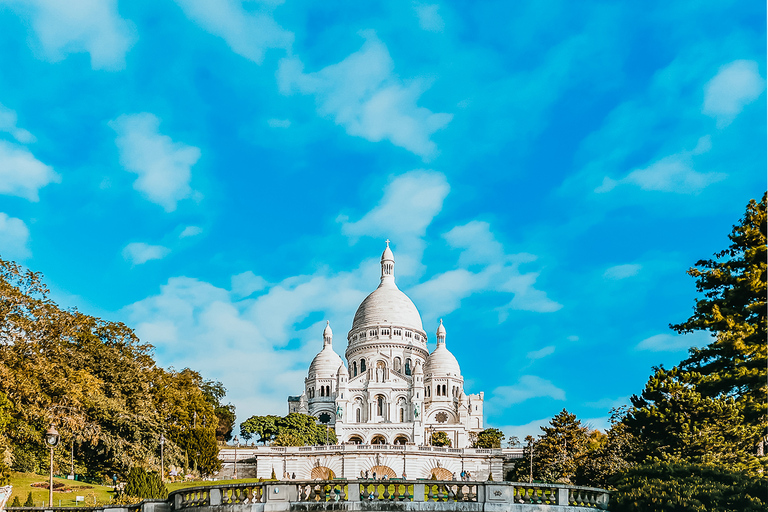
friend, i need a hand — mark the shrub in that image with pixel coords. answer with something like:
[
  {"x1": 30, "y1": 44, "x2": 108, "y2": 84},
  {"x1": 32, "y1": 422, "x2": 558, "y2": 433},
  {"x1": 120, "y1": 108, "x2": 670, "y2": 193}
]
[
  {"x1": 123, "y1": 467, "x2": 168, "y2": 499},
  {"x1": 23, "y1": 491, "x2": 33, "y2": 507}
]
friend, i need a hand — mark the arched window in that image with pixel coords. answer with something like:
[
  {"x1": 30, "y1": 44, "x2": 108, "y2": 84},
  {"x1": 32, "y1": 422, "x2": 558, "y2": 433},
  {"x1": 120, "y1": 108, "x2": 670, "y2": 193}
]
[
  {"x1": 442, "y1": 384, "x2": 447, "y2": 396},
  {"x1": 360, "y1": 359, "x2": 366, "y2": 372},
  {"x1": 377, "y1": 395, "x2": 384, "y2": 416},
  {"x1": 426, "y1": 386, "x2": 430, "y2": 397},
  {"x1": 353, "y1": 362, "x2": 358, "y2": 377},
  {"x1": 320, "y1": 386, "x2": 324, "y2": 397},
  {"x1": 405, "y1": 359, "x2": 411, "y2": 376},
  {"x1": 394, "y1": 357, "x2": 402, "y2": 372},
  {"x1": 326, "y1": 385, "x2": 331, "y2": 396}
]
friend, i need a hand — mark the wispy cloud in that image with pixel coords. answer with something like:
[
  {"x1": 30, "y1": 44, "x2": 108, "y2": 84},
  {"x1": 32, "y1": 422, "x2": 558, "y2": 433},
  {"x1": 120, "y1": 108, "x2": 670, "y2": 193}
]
[
  {"x1": 0, "y1": 140, "x2": 59, "y2": 201},
  {"x1": 0, "y1": 213, "x2": 31, "y2": 260},
  {"x1": 488, "y1": 375, "x2": 566, "y2": 413},
  {"x1": 636, "y1": 330, "x2": 713, "y2": 352},
  {"x1": 179, "y1": 226, "x2": 202, "y2": 238},
  {"x1": 4, "y1": 0, "x2": 136, "y2": 70},
  {"x1": 175, "y1": 0, "x2": 293, "y2": 64},
  {"x1": 414, "y1": 3, "x2": 445, "y2": 32},
  {"x1": 123, "y1": 242, "x2": 171, "y2": 265},
  {"x1": 0, "y1": 103, "x2": 36, "y2": 143},
  {"x1": 603, "y1": 264, "x2": 641, "y2": 280},
  {"x1": 526, "y1": 345, "x2": 555, "y2": 360},
  {"x1": 340, "y1": 170, "x2": 449, "y2": 277},
  {"x1": 110, "y1": 113, "x2": 201, "y2": 212},
  {"x1": 277, "y1": 31, "x2": 452, "y2": 159},
  {"x1": 703, "y1": 60, "x2": 765, "y2": 128}
]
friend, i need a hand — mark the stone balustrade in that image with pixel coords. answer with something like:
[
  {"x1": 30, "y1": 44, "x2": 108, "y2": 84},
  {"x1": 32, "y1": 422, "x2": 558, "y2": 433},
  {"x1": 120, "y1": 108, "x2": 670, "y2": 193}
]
[{"x1": 6, "y1": 480, "x2": 610, "y2": 512}]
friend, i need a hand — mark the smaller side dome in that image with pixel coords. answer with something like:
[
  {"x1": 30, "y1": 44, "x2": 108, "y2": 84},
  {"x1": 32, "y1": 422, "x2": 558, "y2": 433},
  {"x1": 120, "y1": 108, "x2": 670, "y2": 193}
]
[
  {"x1": 425, "y1": 321, "x2": 461, "y2": 377},
  {"x1": 309, "y1": 322, "x2": 342, "y2": 377}
]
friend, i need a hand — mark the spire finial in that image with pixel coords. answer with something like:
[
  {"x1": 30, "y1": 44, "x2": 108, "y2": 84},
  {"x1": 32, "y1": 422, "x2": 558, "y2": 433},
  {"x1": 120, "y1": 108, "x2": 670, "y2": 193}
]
[
  {"x1": 323, "y1": 321, "x2": 333, "y2": 345},
  {"x1": 386, "y1": 239, "x2": 390, "y2": 247},
  {"x1": 436, "y1": 319, "x2": 446, "y2": 343},
  {"x1": 380, "y1": 240, "x2": 395, "y2": 281}
]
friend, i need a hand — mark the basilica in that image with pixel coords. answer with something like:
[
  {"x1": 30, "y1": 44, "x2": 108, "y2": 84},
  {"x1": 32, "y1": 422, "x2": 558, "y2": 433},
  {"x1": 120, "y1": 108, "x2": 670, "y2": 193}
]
[{"x1": 288, "y1": 242, "x2": 485, "y2": 448}]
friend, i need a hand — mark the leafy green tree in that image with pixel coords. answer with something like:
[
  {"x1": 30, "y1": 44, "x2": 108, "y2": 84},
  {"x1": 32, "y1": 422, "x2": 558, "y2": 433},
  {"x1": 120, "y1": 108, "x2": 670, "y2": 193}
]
[
  {"x1": 671, "y1": 193, "x2": 766, "y2": 433},
  {"x1": 123, "y1": 467, "x2": 168, "y2": 499},
  {"x1": 201, "y1": 380, "x2": 236, "y2": 442},
  {"x1": 430, "y1": 431, "x2": 451, "y2": 447},
  {"x1": 10, "y1": 496, "x2": 20, "y2": 507},
  {"x1": 23, "y1": 492, "x2": 33, "y2": 507},
  {"x1": 574, "y1": 408, "x2": 634, "y2": 488},
  {"x1": 240, "y1": 413, "x2": 336, "y2": 446},
  {"x1": 611, "y1": 461, "x2": 767, "y2": 512},
  {"x1": 0, "y1": 256, "x2": 228, "y2": 479},
  {"x1": 510, "y1": 409, "x2": 589, "y2": 484},
  {"x1": 474, "y1": 428, "x2": 504, "y2": 448}
]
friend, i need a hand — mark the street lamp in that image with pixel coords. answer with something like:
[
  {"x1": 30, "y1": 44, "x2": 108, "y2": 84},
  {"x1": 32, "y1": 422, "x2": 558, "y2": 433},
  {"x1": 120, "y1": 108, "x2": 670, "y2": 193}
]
[
  {"x1": 233, "y1": 436, "x2": 239, "y2": 479},
  {"x1": 160, "y1": 434, "x2": 165, "y2": 482},
  {"x1": 44, "y1": 425, "x2": 60, "y2": 507}
]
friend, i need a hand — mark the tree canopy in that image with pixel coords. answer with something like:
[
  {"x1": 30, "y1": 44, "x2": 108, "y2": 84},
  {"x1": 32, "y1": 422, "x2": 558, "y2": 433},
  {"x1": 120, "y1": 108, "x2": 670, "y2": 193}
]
[
  {"x1": 0, "y1": 256, "x2": 229, "y2": 481},
  {"x1": 239, "y1": 413, "x2": 336, "y2": 446}
]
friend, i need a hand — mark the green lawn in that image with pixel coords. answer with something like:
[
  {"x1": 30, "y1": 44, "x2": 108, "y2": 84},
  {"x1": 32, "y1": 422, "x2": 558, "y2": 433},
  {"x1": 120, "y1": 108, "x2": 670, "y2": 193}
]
[
  {"x1": 6, "y1": 473, "x2": 272, "y2": 507},
  {"x1": 7, "y1": 472, "x2": 117, "y2": 507}
]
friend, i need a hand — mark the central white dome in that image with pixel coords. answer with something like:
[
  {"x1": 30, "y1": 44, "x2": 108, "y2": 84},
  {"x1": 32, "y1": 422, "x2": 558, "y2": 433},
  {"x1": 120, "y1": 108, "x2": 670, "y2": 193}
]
[
  {"x1": 351, "y1": 281, "x2": 424, "y2": 332},
  {"x1": 350, "y1": 241, "x2": 424, "y2": 334}
]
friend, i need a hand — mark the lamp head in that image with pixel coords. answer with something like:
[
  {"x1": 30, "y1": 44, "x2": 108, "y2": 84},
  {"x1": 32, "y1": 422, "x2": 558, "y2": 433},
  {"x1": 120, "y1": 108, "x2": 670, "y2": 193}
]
[{"x1": 44, "y1": 425, "x2": 60, "y2": 447}]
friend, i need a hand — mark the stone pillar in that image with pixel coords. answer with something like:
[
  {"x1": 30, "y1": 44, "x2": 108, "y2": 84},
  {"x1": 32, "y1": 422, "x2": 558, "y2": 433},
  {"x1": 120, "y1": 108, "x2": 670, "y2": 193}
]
[
  {"x1": 209, "y1": 489, "x2": 222, "y2": 506},
  {"x1": 413, "y1": 483, "x2": 425, "y2": 502},
  {"x1": 557, "y1": 487, "x2": 569, "y2": 505}
]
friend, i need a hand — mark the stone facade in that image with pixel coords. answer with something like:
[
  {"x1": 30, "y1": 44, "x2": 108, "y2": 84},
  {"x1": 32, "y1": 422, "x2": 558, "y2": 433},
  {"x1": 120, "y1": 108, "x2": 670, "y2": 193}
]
[{"x1": 291, "y1": 242, "x2": 484, "y2": 449}]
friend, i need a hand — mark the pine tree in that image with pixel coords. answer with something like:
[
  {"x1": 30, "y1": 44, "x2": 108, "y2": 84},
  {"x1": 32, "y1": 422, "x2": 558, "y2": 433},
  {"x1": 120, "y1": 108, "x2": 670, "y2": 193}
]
[{"x1": 23, "y1": 492, "x2": 33, "y2": 507}]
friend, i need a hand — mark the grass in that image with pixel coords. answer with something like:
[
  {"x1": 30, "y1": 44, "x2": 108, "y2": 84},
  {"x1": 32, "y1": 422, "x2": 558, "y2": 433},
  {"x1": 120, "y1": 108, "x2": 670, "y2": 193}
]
[{"x1": 7, "y1": 472, "x2": 117, "y2": 507}]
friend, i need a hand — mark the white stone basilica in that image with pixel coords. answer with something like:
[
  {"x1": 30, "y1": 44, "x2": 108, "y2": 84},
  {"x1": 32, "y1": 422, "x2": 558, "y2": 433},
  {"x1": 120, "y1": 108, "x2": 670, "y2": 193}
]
[{"x1": 288, "y1": 242, "x2": 485, "y2": 448}]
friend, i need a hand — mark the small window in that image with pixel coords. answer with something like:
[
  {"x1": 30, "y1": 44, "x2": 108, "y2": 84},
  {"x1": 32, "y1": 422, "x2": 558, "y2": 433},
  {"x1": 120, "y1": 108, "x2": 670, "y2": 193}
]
[
  {"x1": 394, "y1": 329, "x2": 402, "y2": 336},
  {"x1": 361, "y1": 359, "x2": 366, "y2": 372},
  {"x1": 405, "y1": 331, "x2": 412, "y2": 338},
  {"x1": 405, "y1": 359, "x2": 412, "y2": 376},
  {"x1": 360, "y1": 332, "x2": 366, "y2": 339},
  {"x1": 353, "y1": 362, "x2": 358, "y2": 377}
]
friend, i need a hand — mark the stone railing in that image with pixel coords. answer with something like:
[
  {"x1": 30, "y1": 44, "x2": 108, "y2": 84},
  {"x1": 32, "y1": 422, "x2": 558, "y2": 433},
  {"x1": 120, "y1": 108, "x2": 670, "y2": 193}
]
[
  {"x1": 219, "y1": 445, "x2": 506, "y2": 459},
  {"x1": 6, "y1": 480, "x2": 610, "y2": 512}
]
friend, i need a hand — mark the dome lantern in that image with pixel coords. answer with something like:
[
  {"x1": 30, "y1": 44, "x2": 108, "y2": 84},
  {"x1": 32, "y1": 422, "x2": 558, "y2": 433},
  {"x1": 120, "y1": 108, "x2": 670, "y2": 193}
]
[
  {"x1": 323, "y1": 321, "x2": 333, "y2": 346},
  {"x1": 436, "y1": 319, "x2": 446, "y2": 344},
  {"x1": 381, "y1": 239, "x2": 395, "y2": 282}
]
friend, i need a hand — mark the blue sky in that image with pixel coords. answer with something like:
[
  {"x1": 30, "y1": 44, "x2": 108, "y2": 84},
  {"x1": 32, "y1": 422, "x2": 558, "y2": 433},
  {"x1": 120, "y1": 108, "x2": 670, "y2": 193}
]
[{"x1": 0, "y1": 0, "x2": 765, "y2": 440}]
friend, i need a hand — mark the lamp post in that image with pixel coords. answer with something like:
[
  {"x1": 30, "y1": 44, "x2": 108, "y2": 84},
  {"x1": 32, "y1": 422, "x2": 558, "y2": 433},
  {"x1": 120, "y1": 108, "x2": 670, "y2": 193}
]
[
  {"x1": 233, "y1": 436, "x2": 239, "y2": 480},
  {"x1": 160, "y1": 434, "x2": 165, "y2": 482},
  {"x1": 44, "y1": 425, "x2": 60, "y2": 507}
]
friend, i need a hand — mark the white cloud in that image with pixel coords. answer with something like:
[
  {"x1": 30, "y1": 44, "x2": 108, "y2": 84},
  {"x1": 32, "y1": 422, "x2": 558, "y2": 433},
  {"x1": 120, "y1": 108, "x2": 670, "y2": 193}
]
[
  {"x1": 4, "y1": 0, "x2": 135, "y2": 70},
  {"x1": 703, "y1": 60, "x2": 765, "y2": 128},
  {"x1": 410, "y1": 221, "x2": 561, "y2": 319},
  {"x1": 526, "y1": 345, "x2": 555, "y2": 360},
  {"x1": 596, "y1": 136, "x2": 726, "y2": 195},
  {"x1": 340, "y1": 170, "x2": 449, "y2": 276},
  {"x1": 0, "y1": 212, "x2": 31, "y2": 260},
  {"x1": 487, "y1": 376, "x2": 566, "y2": 414},
  {"x1": 584, "y1": 396, "x2": 630, "y2": 410},
  {"x1": 0, "y1": 103, "x2": 35, "y2": 143},
  {"x1": 495, "y1": 417, "x2": 551, "y2": 442},
  {"x1": 277, "y1": 31, "x2": 452, "y2": 159},
  {"x1": 122, "y1": 242, "x2": 171, "y2": 265},
  {"x1": 123, "y1": 265, "x2": 373, "y2": 419},
  {"x1": 0, "y1": 140, "x2": 60, "y2": 201},
  {"x1": 267, "y1": 118, "x2": 291, "y2": 128},
  {"x1": 414, "y1": 4, "x2": 444, "y2": 32},
  {"x1": 636, "y1": 330, "x2": 713, "y2": 352},
  {"x1": 231, "y1": 270, "x2": 267, "y2": 298},
  {"x1": 603, "y1": 264, "x2": 641, "y2": 280},
  {"x1": 110, "y1": 113, "x2": 201, "y2": 212},
  {"x1": 179, "y1": 225, "x2": 203, "y2": 238},
  {"x1": 175, "y1": 0, "x2": 293, "y2": 64}
]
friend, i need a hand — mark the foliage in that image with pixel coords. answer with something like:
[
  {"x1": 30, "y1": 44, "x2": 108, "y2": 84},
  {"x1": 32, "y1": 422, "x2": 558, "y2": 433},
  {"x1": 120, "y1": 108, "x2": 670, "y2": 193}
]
[
  {"x1": 0, "y1": 256, "x2": 227, "y2": 479},
  {"x1": 610, "y1": 461, "x2": 767, "y2": 512},
  {"x1": 430, "y1": 431, "x2": 451, "y2": 447},
  {"x1": 10, "y1": 496, "x2": 20, "y2": 507},
  {"x1": 23, "y1": 491, "x2": 33, "y2": 507},
  {"x1": 671, "y1": 193, "x2": 766, "y2": 428},
  {"x1": 123, "y1": 467, "x2": 168, "y2": 499},
  {"x1": 240, "y1": 413, "x2": 336, "y2": 446},
  {"x1": 511, "y1": 409, "x2": 589, "y2": 484},
  {"x1": 201, "y1": 380, "x2": 236, "y2": 442},
  {"x1": 474, "y1": 428, "x2": 504, "y2": 448},
  {"x1": 574, "y1": 408, "x2": 634, "y2": 488}
]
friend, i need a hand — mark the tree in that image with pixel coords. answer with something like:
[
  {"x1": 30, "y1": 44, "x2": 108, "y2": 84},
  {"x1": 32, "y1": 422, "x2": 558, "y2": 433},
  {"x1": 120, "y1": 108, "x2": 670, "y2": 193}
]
[
  {"x1": 574, "y1": 408, "x2": 634, "y2": 488},
  {"x1": 24, "y1": 492, "x2": 33, "y2": 507},
  {"x1": 510, "y1": 409, "x2": 589, "y2": 484},
  {"x1": 123, "y1": 467, "x2": 168, "y2": 499},
  {"x1": 474, "y1": 428, "x2": 505, "y2": 448},
  {"x1": 671, "y1": 193, "x2": 766, "y2": 429},
  {"x1": 610, "y1": 461, "x2": 767, "y2": 512},
  {"x1": 240, "y1": 413, "x2": 336, "y2": 446},
  {"x1": 430, "y1": 431, "x2": 451, "y2": 447},
  {"x1": 201, "y1": 380, "x2": 236, "y2": 442}
]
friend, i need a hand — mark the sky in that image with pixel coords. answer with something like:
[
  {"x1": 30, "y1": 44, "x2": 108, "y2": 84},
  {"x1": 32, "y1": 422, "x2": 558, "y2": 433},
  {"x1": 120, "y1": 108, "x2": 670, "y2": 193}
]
[{"x1": 0, "y1": 0, "x2": 765, "y2": 441}]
